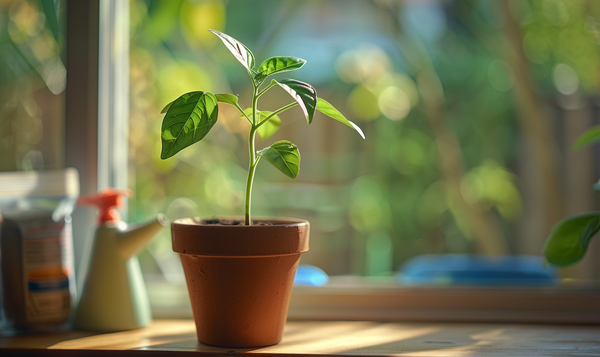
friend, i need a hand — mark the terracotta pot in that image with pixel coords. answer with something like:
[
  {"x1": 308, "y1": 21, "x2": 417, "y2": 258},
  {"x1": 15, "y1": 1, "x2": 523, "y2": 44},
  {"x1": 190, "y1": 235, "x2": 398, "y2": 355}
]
[{"x1": 171, "y1": 217, "x2": 309, "y2": 348}]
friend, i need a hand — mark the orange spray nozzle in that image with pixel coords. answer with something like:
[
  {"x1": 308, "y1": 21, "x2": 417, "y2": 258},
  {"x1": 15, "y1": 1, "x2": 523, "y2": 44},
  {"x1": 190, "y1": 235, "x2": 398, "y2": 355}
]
[{"x1": 77, "y1": 188, "x2": 133, "y2": 225}]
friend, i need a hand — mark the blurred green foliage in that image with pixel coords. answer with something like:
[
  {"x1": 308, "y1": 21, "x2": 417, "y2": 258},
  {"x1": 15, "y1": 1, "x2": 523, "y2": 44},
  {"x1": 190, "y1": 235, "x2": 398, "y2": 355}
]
[
  {"x1": 3, "y1": 0, "x2": 598, "y2": 278},
  {"x1": 127, "y1": 0, "x2": 600, "y2": 277},
  {"x1": 0, "y1": 0, "x2": 65, "y2": 172}
]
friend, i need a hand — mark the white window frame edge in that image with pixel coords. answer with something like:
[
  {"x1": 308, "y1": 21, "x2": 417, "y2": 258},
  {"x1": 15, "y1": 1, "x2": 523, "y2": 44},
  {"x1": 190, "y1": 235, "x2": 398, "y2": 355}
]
[
  {"x1": 98, "y1": 0, "x2": 129, "y2": 196},
  {"x1": 65, "y1": 0, "x2": 129, "y2": 287}
]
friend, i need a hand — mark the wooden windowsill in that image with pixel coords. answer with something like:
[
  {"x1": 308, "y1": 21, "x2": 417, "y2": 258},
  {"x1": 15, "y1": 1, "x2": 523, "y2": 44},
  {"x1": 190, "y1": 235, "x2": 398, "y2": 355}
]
[
  {"x1": 148, "y1": 277, "x2": 600, "y2": 324},
  {"x1": 2, "y1": 319, "x2": 600, "y2": 356}
]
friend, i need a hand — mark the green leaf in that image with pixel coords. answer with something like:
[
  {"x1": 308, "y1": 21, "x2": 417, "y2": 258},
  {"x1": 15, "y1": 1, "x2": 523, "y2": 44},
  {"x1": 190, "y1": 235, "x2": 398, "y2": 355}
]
[
  {"x1": 544, "y1": 212, "x2": 600, "y2": 267},
  {"x1": 275, "y1": 79, "x2": 317, "y2": 124},
  {"x1": 580, "y1": 217, "x2": 600, "y2": 250},
  {"x1": 208, "y1": 29, "x2": 255, "y2": 71},
  {"x1": 257, "y1": 140, "x2": 300, "y2": 179},
  {"x1": 240, "y1": 109, "x2": 281, "y2": 139},
  {"x1": 316, "y1": 98, "x2": 365, "y2": 139},
  {"x1": 241, "y1": 107, "x2": 254, "y2": 117},
  {"x1": 160, "y1": 91, "x2": 218, "y2": 160},
  {"x1": 255, "y1": 56, "x2": 306, "y2": 82},
  {"x1": 40, "y1": 0, "x2": 60, "y2": 43},
  {"x1": 256, "y1": 112, "x2": 282, "y2": 140},
  {"x1": 215, "y1": 94, "x2": 239, "y2": 106},
  {"x1": 573, "y1": 125, "x2": 600, "y2": 149},
  {"x1": 594, "y1": 180, "x2": 600, "y2": 193}
]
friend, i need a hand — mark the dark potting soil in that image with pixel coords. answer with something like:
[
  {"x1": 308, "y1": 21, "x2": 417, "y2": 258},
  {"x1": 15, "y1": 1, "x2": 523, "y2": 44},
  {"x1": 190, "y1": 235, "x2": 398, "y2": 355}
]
[{"x1": 198, "y1": 218, "x2": 273, "y2": 226}]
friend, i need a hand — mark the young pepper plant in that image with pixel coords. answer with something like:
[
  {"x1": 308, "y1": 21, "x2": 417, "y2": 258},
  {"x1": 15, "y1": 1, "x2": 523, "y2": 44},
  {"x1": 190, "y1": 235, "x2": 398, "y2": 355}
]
[{"x1": 160, "y1": 29, "x2": 364, "y2": 225}]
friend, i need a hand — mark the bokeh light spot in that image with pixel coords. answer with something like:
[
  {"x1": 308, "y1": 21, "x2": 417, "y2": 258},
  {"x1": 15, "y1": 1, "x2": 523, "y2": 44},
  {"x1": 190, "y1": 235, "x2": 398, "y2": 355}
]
[
  {"x1": 542, "y1": 0, "x2": 569, "y2": 27},
  {"x1": 553, "y1": 63, "x2": 579, "y2": 95},
  {"x1": 335, "y1": 44, "x2": 391, "y2": 84},
  {"x1": 348, "y1": 84, "x2": 380, "y2": 121},
  {"x1": 378, "y1": 86, "x2": 410, "y2": 120}
]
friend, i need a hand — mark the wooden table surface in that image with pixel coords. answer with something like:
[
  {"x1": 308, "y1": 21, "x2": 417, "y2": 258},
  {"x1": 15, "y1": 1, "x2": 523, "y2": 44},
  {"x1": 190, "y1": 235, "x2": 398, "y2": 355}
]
[{"x1": 1, "y1": 320, "x2": 600, "y2": 356}]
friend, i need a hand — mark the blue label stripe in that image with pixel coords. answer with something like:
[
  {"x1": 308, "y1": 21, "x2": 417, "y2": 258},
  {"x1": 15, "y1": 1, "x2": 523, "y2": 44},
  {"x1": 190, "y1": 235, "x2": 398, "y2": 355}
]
[{"x1": 28, "y1": 279, "x2": 69, "y2": 291}]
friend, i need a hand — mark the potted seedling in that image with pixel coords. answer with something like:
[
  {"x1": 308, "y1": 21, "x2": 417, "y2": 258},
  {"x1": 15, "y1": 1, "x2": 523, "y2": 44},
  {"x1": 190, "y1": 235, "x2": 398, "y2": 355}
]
[{"x1": 160, "y1": 29, "x2": 364, "y2": 348}]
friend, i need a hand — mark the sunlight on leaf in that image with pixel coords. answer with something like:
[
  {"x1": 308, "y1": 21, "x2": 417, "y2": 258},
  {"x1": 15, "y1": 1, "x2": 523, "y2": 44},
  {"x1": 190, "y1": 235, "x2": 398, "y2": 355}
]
[
  {"x1": 257, "y1": 140, "x2": 300, "y2": 178},
  {"x1": 160, "y1": 91, "x2": 218, "y2": 159},
  {"x1": 255, "y1": 56, "x2": 306, "y2": 82},
  {"x1": 275, "y1": 79, "x2": 317, "y2": 124},
  {"x1": 208, "y1": 29, "x2": 255, "y2": 71},
  {"x1": 316, "y1": 98, "x2": 365, "y2": 139},
  {"x1": 216, "y1": 93, "x2": 239, "y2": 106}
]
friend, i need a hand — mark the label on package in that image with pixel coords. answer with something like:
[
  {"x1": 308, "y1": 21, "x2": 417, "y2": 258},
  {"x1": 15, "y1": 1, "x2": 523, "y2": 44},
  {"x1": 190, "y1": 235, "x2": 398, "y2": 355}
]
[{"x1": 20, "y1": 218, "x2": 73, "y2": 324}]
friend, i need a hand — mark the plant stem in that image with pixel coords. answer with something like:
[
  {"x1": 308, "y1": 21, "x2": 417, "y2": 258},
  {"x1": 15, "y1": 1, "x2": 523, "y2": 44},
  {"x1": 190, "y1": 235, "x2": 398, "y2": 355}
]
[
  {"x1": 245, "y1": 86, "x2": 260, "y2": 225},
  {"x1": 244, "y1": 126, "x2": 258, "y2": 225}
]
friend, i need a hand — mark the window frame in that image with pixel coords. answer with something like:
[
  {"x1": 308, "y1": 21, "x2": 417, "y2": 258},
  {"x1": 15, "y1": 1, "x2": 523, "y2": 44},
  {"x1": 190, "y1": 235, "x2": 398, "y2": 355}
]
[
  {"x1": 65, "y1": 0, "x2": 128, "y2": 195},
  {"x1": 64, "y1": 0, "x2": 130, "y2": 283}
]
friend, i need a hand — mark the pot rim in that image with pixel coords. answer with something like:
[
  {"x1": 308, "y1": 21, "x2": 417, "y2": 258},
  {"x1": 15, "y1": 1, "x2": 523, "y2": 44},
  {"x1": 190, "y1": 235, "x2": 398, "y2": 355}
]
[
  {"x1": 171, "y1": 216, "x2": 310, "y2": 256},
  {"x1": 172, "y1": 216, "x2": 308, "y2": 229}
]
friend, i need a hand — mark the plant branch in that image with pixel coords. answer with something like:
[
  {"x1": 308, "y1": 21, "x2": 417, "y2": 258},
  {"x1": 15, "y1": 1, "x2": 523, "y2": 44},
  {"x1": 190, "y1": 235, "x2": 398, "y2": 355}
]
[
  {"x1": 257, "y1": 80, "x2": 278, "y2": 98},
  {"x1": 234, "y1": 102, "x2": 253, "y2": 124},
  {"x1": 256, "y1": 102, "x2": 298, "y2": 129}
]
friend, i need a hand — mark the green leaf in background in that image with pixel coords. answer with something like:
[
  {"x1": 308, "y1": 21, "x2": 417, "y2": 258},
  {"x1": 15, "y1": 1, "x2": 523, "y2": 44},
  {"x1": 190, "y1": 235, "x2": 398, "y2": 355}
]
[
  {"x1": 573, "y1": 125, "x2": 600, "y2": 149},
  {"x1": 240, "y1": 108, "x2": 282, "y2": 139},
  {"x1": 316, "y1": 98, "x2": 365, "y2": 139},
  {"x1": 257, "y1": 140, "x2": 300, "y2": 179},
  {"x1": 594, "y1": 180, "x2": 600, "y2": 193},
  {"x1": 275, "y1": 79, "x2": 317, "y2": 124},
  {"x1": 160, "y1": 91, "x2": 218, "y2": 159},
  {"x1": 215, "y1": 93, "x2": 239, "y2": 106},
  {"x1": 39, "y1": 0, "x2": 60, "y2": 43},
  {"x1": 208, "y1": 29, "x2": 255, "y2": 71},
  {"x1": 543, "y1": 212, "x2": 600, "y2": 266},
  {"x1": 580, "y1": 216, "x2": 600, "y2": 250},
  {"x1": 255, "y1": 56, "x2": 306, "y2": 82}
]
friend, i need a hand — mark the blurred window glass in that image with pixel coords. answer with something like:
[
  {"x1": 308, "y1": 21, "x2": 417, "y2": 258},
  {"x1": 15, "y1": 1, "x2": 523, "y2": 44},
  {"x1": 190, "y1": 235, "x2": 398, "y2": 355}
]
[{"x1": 128, "y1": 0, "x2": 600, "y2": 297}]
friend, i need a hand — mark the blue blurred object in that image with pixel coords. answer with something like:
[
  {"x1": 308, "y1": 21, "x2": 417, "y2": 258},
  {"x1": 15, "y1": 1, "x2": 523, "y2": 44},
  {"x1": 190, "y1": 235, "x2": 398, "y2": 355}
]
[
  {"x1": 398, "y1": 254, "x2": 557, "y2": 286},
  {"x1": 294, "y1": 265, "x2": 329, "y2": 286}
]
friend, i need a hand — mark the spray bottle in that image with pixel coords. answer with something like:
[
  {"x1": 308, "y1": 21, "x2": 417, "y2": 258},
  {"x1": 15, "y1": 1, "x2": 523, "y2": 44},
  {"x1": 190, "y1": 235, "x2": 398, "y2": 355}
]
[{"x1": 74, "y1": 188, "x2": 166, "y2": 331}]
